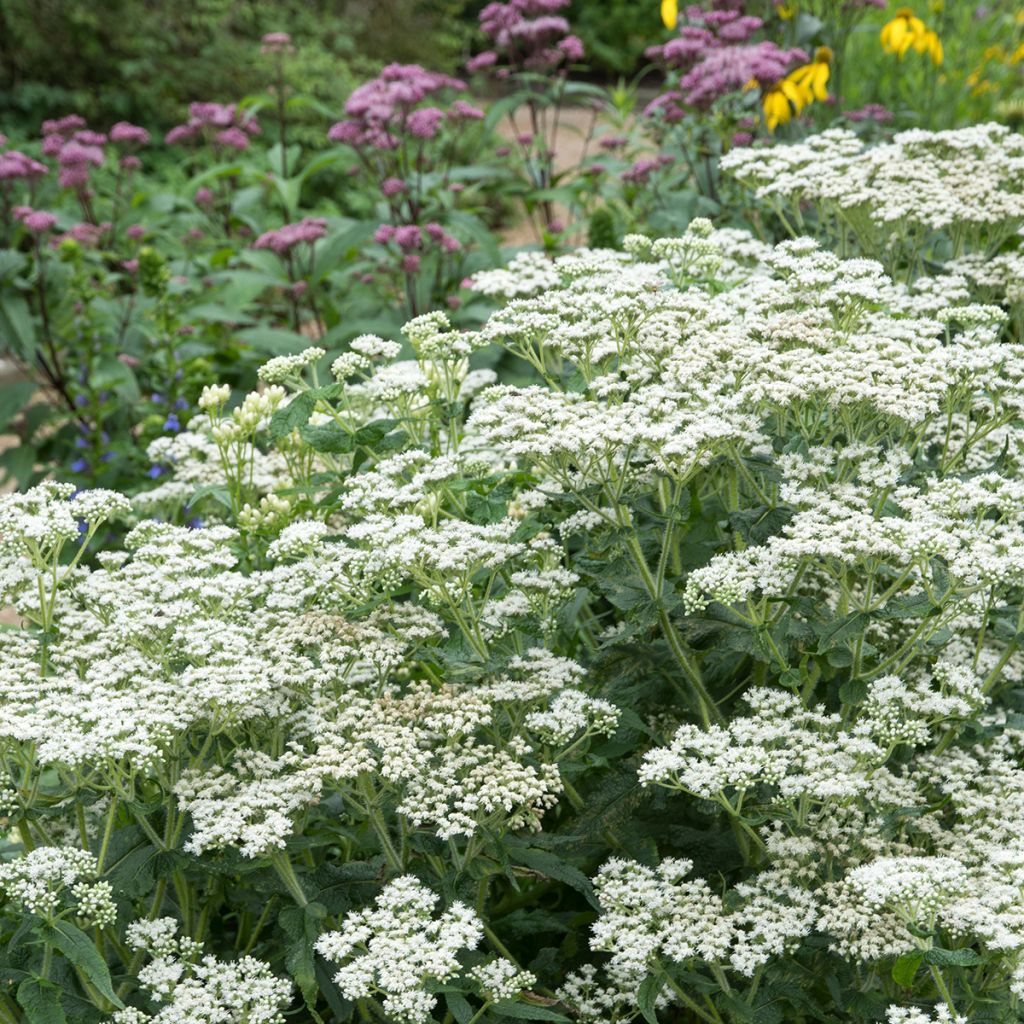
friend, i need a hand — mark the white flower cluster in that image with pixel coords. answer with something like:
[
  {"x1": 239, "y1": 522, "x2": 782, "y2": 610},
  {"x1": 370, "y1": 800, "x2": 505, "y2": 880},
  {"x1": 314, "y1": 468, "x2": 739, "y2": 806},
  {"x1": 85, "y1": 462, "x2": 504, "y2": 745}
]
[
  {"x1": 722, "y1": 123, "x2": 1024, "y2": 267},
  {"x1": 315, "y1": 875, "x2": 483, "y2": 1022},
  {"x1": 0, "y1": 846, "x2": 116, "y2": 926}
]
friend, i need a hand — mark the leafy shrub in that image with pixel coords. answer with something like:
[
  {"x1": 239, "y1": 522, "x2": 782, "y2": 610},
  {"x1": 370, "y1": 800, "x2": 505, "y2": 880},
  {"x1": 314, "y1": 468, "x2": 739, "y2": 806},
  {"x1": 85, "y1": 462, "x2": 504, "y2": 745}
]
[{"x1": 4, "y1": 203, "x2": 1024, "y2": 1021}]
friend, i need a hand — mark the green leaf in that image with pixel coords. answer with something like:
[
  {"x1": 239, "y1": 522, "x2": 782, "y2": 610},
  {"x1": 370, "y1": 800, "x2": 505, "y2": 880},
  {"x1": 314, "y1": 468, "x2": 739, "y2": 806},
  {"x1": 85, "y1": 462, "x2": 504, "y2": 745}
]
[
  {"x1": 891, "y1": 951, "x2": 924, "y2": 988},
  {"x1": 0, "y1": 379, "x2": 36, "y2": 431},
  {"x1": 492, "y1": 999, "x2": 571, "y2": 1022},
  {"x1": 269, "y1": 392, "x2": 317, "y2": 440},
  {"x1": 637, "y1": 974, "x2": 664, "y2": 1024},
  {"x1": 41, "y1": 920, "x2": 123, "y2": 1008},
  {"x1": 279, "y1": 901, "x2": 327, "y2": 1010},
  {"x1": 815, "y1": 612, "x2": 869, "y2": 654},
  {"x1": 102, "y1": 825, "x2": 159, "y2": 898},
  {"x1": 923, "y1": 947, "x2": 984, "y2": 967},
  {"x1": 445, "y1": 991, "x2": 475, "y2": 1024},
  {"x1": 0, "y1": 295, "x2": 37, "y2": 360},
  {"x1": 0, "y1": 248, "x2": 27, "y2": 279},
  {"x1": 299, "y1": 417, "x2": 399, "y2": 455},
  {"x1": 17, "y1": 978, "x2": 67, "y2": 1024},
  {"x1": 507, "y1": 846, "x2": 599, "y2": 909}
]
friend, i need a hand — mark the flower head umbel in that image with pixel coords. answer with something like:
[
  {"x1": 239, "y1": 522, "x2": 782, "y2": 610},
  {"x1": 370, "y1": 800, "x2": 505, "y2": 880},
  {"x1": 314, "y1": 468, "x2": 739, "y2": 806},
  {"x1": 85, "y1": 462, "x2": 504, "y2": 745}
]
[{"x1": 315, "y1": 877, "x2": 484, "y2": 1023}]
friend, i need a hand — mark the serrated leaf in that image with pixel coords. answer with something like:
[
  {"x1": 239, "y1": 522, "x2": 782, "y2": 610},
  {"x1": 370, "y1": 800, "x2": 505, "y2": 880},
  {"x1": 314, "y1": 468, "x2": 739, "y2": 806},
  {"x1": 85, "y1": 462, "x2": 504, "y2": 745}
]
[
  {"x1": 892, "y1": 951, "x2": 923, "y2": 988},
  {"x1": 815, "y1": 612, "x2": 869, "y2": 654},
  {"x1": 637, "y1": 974, "x2": 664, "y2": 1024},
  {"x1": 507, "y1": 847, "x2": 598, "y2": 909},
  {"x1": 17, "y1": 977, "x2": 67, "y2": 1024},
  {"x1": 492, "y1": 1000, "x2": 571, "y2": 1022},
  {"x1": 279, "y1": 901, "x2": 326, "y2": 1010},
  {"x1": 923, "y1": 947, "x2": 983, "y2": 967},
  {"x1": 269, "y1": 392, "x2": 316, "y2": 440},
  {"x1": 445, "y1": 991, "x2": 474, "y2": 1024},
  {"x1": 41, "y1": 921, "x2": 123, "y2": 1008}
]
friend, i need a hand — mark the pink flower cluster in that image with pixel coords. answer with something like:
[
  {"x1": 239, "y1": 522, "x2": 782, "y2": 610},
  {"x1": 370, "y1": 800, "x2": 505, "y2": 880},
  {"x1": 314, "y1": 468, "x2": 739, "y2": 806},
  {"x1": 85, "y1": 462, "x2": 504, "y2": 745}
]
[
  {"x1": 35, "y1": 115, "x2": 150, "y2": 189},
  {"x1": 11, "y1": 206, "x2": 57, "y2": 234},
  {"x1": 261, "y1": 31, "x2": 295, "y2": 55},
  {"x1": 622, "y1": 154, "x2": 676, "y2": 185},
  {"x1": 0, "y1": 147, "x2": 47, "y2": 182},
  {"x1": 327, "y1": 64, "x2": 476, "y2": 149},
  {"x1": 165, "y1": 103, "x2": 261, "y2": 151},
  {"x1": 374, "y1": 221, "x2": 461, "y2": 273},
  {"x1": 253, "y1": 217, "x2": 328, "y2": 255},
  {"x1": 846, "y1": 103, "x2": 894, "y2": 124},
  {"x1": 645, "y1": 5, "x2": 804, "y2": 114},
  {"x1": 472, "y1": 0, "x2": 584, "y2": 74}
]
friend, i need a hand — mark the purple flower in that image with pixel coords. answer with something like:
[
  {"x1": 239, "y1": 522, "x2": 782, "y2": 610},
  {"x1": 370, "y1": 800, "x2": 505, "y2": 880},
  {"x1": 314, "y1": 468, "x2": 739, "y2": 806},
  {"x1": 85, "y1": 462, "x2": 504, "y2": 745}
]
[
  {"x1": 846, "y1": 103, "x2": 894, "y2": 124},
  {"x1": 558, "y1": 35, "x2": 585, "y2": 62},
  {"x1": 163, "y1": 413, "x2": 181, "y2": 432},
  {"x1": 120, "y1": 155, "x2": 142, "y2": 171},
  {"x1": 381, "y1": 177, "x2": 408, "y2": 197},
  {"x1": 70, "y1": 458, "x2": 89, "y2": 474},
  {"x1": 450, "y1": 100, "x2": 485, "y2": 121},
  {"x1": 165, "y1": 125, "x2": 196, "y2": 145},
  {"x1": 253, "y1": 216, "x2": 328, "y2": 255},
  {"x1": 110, "y1": 121, "x2": 151, "y2": 146},
  {"x1": 148, "y1": 465, "x2": 165, "y2": 479},
  {"x1": 41, "y1": 114, "x2": 86, "y2": 137},
  {"x1": 466, "y1": 51, "x2": 499, "y2": 73},
  {"x1": 126, "y1": 224, "x2": 146, "y2": 239},
  {"x1": 195, "y1": 187, "x2": 215, "y2": 208},
  {"x1": 42, "y1": 134, "x2": 65, "y2": 157},
  {"x1": 374, "y1": 224, "x2": 397, "y2": 244},
  {"x1": 394, "y1": 225, "x2": 423, "y2": 250},
  {"x1": 401, "y1": 254, "x2": 421, "y2": 273},
  {"x1": 216, "y1": 127, "x2": 250, "y2": 150},
  {"x1": 424, "y1": 222, "x2": 445, "y2": 242},
  {"x1": 58, "y1": 141, "x2": 104, "y2": 168},
  {"x1": 261, "y1": 31, "x2": 294, "y2": 54},
  {"x1": 23, "y1": 210, "x2": 58, "y2": 233},
  {"x1": 406, "y1": 107, "x2": 445, "y2": 140},
  {"x1": 0, "y1": 150, "x2": 48, "y2": 181}
]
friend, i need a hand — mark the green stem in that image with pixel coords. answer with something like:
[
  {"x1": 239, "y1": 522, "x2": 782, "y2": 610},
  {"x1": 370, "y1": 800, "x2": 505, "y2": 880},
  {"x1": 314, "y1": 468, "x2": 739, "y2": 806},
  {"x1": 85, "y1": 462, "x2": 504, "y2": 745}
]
[{"x1": 270, "y1": 851, "x2": 308, "y2": 907}]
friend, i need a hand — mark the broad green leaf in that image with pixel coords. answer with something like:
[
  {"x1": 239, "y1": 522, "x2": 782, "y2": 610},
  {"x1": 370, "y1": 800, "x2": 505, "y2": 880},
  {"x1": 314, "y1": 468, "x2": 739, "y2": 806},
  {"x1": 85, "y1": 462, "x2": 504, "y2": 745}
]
[
  {"x1": 0, "y1": 379, "x2": 36, "y2": 430},
  {"x1": 41, "y1": 920, "x2": 123, "y2": 1007},
  {"x1": 492, "y1": 999, "x2": 571, "y2": 1022},
  {"x1": 17, "y1": 978, "x2": 67, "y2": 1024},
  {"x1": 923, "y1": 947, "x2": 984, "y2": 967},
  {"x1": 637, "y1": 974, "x2": 664, "y2": 1024},
  {"x1": 507, "y1": 846, "x2": 598, "y2": 909},
  {"x1": 279, "y1": 901, "x2": 326, "y2": 1010},
  {"x1": 892, "y1": 951, "x2": 924, "y2": 988},
  {"x1": 269, "y1": 392, "x2": 317, "y2": 440}
]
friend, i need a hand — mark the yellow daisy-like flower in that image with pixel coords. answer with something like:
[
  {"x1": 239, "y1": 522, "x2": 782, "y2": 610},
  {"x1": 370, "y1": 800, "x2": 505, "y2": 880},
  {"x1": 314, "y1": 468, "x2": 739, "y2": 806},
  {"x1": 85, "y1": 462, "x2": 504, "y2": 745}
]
[
  {"x1": 776, "y1": 2, "x2": 797, "y2": 18},
  {"x1": 880, "y1": 8, "x2": 926, "y2": 58},
  {"x1": 762, "y1": 84, "x2": 794, "y2": 131},
  {"x1": 661, "y1": 0, "x2": 678, "y2": 30},
  {"x1": 762, "y1": 47, "x2": 831, "y2": 131},
  {"x1": 880, "y1": 7, "x2": 943, "y2": 66}
]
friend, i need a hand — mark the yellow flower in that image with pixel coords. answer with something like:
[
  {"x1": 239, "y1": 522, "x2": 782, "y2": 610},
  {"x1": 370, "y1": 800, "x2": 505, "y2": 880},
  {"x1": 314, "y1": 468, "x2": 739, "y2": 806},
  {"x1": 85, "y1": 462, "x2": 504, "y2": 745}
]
[
  {"x1": 913, "y1": 27, "x2": 943, "y2": 65},
  {"x1": 1011, "y1": 42, "x2": 1024, "y2": 65},
  {"x1": 762, "y1": 85, "x2": 794, "y2": 131},
  {"x1": 661, "y1": 0, "x2": 678, "y2": 30},
  {"x1": 880, "y1": 7, "x2": 943, "y2": 65},
  {"x1": 776, "y1": 2, "x2": 797, "y2": 18},
  {"x1": 762, "y1": 49, "x2": 831, "y2": 131}
]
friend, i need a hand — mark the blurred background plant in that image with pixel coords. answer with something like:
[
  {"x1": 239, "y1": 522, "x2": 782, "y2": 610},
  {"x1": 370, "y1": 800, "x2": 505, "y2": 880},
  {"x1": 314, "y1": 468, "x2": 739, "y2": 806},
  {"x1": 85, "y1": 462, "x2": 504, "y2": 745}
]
[{"x1": 2, "y1": 0, "x2": 1023, "y2": 498}]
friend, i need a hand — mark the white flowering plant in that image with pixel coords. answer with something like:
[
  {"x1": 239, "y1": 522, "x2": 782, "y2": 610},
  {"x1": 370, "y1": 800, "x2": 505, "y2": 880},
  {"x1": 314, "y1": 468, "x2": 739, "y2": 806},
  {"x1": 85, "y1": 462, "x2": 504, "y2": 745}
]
[{"x1": 4, "y1": 215, "x2": 1024, "y2": 1024}]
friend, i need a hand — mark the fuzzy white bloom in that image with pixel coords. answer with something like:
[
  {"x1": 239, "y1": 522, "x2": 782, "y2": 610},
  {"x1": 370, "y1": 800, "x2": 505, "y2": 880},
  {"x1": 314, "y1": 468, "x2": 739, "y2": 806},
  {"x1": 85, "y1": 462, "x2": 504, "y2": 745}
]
[{"x1": 315, "y1": 876, "x2": 484, "y2": 1022}]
